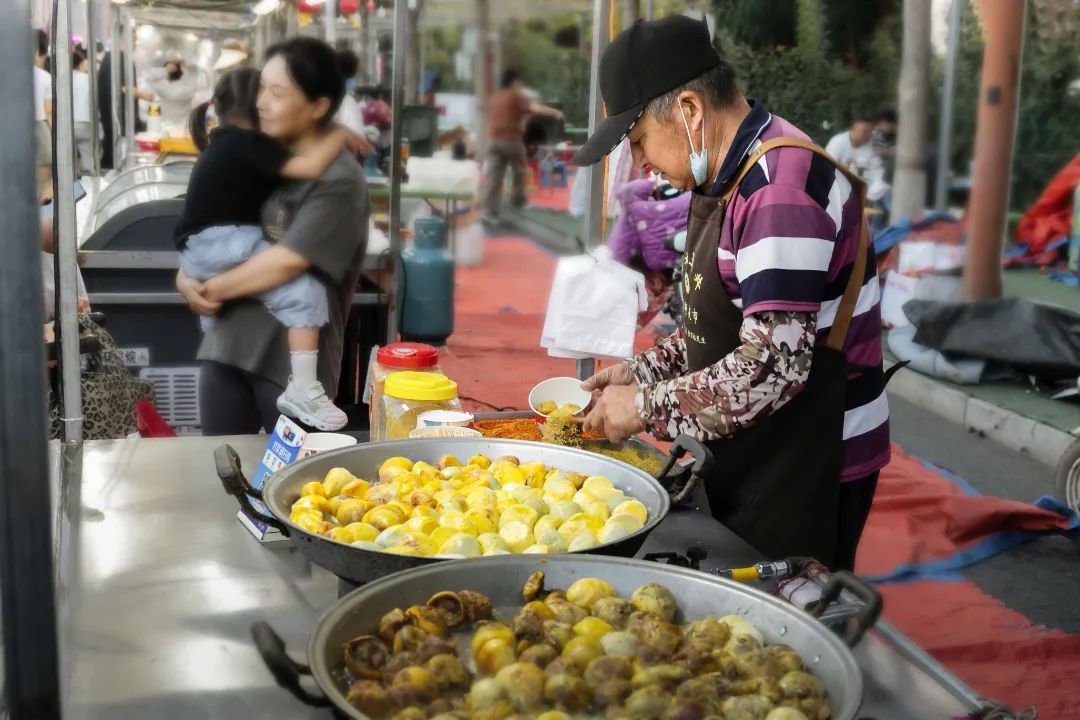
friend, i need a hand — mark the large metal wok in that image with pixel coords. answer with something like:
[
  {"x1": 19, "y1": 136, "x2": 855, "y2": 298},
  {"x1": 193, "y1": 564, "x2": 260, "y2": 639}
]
[
  {"x1": 251, "y1": 554, "x2": 880, "y2": 720},
  {"x1": 217, "y1": 436, "x2": 712, "y2": 585}
]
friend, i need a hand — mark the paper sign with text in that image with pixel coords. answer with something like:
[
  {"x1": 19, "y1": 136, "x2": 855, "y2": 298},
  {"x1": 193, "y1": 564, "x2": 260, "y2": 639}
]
[{"x1": 237, "y1": 415, "x2": 307, "y2": 543}]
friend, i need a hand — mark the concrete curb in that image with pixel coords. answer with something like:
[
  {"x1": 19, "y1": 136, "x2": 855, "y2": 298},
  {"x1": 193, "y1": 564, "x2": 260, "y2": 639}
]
[{"x1": 887, "y1": 368, "x2": 1078, "y2": 468}]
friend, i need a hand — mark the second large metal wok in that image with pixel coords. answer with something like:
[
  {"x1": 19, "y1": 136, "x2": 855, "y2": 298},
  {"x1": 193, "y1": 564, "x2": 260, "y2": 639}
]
[
  {"x1": 217, "y1": 437, "x2": 711, "y2": 585},
  {"x1": 251, "y1": 554, "x2": 879, "y2": 720}
]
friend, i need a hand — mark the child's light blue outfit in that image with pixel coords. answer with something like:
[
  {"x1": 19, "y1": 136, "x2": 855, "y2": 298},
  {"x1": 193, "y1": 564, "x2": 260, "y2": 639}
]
[{"x1": 179, "y1": 225, "x2": 328, "y2": 330}]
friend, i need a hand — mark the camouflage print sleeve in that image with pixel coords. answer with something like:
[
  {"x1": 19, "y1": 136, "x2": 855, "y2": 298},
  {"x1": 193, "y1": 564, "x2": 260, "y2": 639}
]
[
  {"x1": 626, "y1": 327, "x2": 688, "y2": 385},
  {"x1": 635, "y1": 311, "x2": 816, "y2": 441}
]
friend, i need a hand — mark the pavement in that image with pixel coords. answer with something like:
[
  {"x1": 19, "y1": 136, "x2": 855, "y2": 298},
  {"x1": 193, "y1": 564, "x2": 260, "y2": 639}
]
[{"x1": 889, "y1": 394, "x2": 1080, "y2": 635}]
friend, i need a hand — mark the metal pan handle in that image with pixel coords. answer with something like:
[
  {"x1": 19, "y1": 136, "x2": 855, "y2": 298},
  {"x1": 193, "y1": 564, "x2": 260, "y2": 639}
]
[
  {"x1": 214, "y1": 444, "x2": 291, "y2": 536},
  {"x1": 250, "y1": 621, "x2": 331, "y2": 708},
  {"x1": 809, "y1": 570, "x2": 883, "y2": 647},
  {"x1": 656, "y1": 435, "x2": 714, "y2": 505}
]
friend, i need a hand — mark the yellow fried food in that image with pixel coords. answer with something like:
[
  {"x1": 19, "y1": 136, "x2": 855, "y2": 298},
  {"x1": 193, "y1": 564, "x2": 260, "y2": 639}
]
[
  {"x1": 340, "y1": 478, "x2": 371, "y2": 498},
  {"x1": 304, "y1": 453, "x2": 650, "y2": 558},
  {"x1": 363, "y1": 504, "x2": 406, "y2": 531},
  {"x1": 293, "y1": 512, "x2": 332, "y2": 535},
  {"x1": 533, "y1": 514, "x2": 562, "y2": 537},
  {"x1": 537, "y1": 400, "x2": 558, "y2": 415},
  {"x1": 344, "y1": 522, "x2": 379, "y2": 542},
  {"x1": 469, "y1": 454, "x2": 492, "y2": 470},
  {"x1": 567, "y1": 530, "x2": 599, "y2": 552},
  {"x1": 337, "y1": 498, "x2": 375, "y2": 525},
  {"x1": 548, "y1": 403, "x2": 581, "y2": 418},
  {"x1": 499, "y1": 504, "x2": 540, "y2": 530},
  {"x1": 328, "y1": 526, "x2": 357, "y2": 544},
  {"x1": 300, "y1": 480, "x2": 326, "y2": 498},
  {"x1": 292, "y1": 495, "x2": 331, "y2": 514},
  {"x1": 573, "y1": 616, "x2": 615, "y2": 640},
  {"x1": 547, "y1": 501, "x2": 583, "y2": 522},
  {"x1": 542, "y1": 473, "x2": 577, "y2": 501},
  {"x1": 477, "y1": 532, "x2": 511, "y2": 555},
  {"x1": 566, "y1": 577, "x2": 616, "y2": 609},
  {"x1": 604, "y1": 513, "x2": 645, "y2": 535},
  {"x1": 465, "y1": 509, "x2": 497, "y2": 535},
  {"x1": 406, "y1": 515, "x2": 439, "y2": 535},
  {"x1": 498, "y1": 521, "x2": 534, "y2": 553},
  {"x1": 612, "y1": 499, "x2": 648, "y2": 523},
  {"x1": 321, "y1": 467, "x2": 356, "y2": 496},
  {"x1": 430, "y1": 525, "x2": 461, "y2": 548},
  {"x1": 438, "y1": 533, "x2": 482, "y2": 557},
  {"x1": 380, "y1": 457, "x2": 414, "y2": 473}
]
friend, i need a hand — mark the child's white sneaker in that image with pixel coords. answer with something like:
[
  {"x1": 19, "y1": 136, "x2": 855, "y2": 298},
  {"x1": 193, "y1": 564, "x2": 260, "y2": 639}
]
[{"x1": 276, "y1": 378, "x2": 348, "y2": 431}]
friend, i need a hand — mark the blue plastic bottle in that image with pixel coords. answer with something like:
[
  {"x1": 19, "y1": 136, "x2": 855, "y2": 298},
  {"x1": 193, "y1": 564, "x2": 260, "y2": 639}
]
[{"x1": 400, "y1": 217, "x2": 454, "y2": 345}]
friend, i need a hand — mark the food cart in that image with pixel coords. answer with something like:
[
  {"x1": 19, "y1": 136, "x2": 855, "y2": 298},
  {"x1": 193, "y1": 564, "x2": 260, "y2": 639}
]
[{"x1": 0, "y1": 1, "x2": 1024, "y2": 718}]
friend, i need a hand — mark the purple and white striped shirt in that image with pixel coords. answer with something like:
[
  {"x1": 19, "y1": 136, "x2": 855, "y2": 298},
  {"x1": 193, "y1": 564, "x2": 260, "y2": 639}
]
[{"x1": 714, "y1": 112, "x2": 890, "y2": 480}]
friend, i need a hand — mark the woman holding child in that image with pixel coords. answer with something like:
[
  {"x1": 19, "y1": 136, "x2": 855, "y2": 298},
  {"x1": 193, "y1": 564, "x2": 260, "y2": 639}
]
[{"x1": 175, "y1": 37, "x2": 370, "y2": 435}]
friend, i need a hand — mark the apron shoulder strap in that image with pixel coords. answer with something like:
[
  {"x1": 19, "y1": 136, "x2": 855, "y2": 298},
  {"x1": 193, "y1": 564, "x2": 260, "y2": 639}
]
[{"x1": 721, "y1": 136, "x2": 869, "y2": 352}]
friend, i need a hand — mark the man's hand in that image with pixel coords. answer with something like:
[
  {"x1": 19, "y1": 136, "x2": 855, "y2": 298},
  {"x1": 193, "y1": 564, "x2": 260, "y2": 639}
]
[
  {"x1": 77, "y1": 296, "x2": 91, "y2": 315},
  {"x1": 583, "y1": 384, "x2": 644, "y2": 445},
  {"x1": 176, "y1": 270, "x2": 221, "y2": 317},
  {"x1": 581, "y1": 363, "x2": 637, "y2": 394}
]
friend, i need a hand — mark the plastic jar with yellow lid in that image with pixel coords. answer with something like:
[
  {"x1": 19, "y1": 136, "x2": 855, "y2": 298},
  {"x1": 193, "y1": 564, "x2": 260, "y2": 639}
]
[
  {"x1": 380, "y1": 371, "x2": 462, "y2": 441},
  {"x1": 368, "y1": 343, "x2": 443, "y2": 440}
]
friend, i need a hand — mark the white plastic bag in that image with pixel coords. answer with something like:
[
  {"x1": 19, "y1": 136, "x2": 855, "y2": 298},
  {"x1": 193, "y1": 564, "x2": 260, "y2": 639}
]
[{"x1": 542, "y1": 247, "x2": 647, "y2": 360}]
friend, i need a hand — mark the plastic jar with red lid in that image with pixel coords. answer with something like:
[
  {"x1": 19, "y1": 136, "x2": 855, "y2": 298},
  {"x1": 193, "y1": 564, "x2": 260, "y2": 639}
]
[{"x1": 369, "y1": 343, "x2": 443, "y2": 439}]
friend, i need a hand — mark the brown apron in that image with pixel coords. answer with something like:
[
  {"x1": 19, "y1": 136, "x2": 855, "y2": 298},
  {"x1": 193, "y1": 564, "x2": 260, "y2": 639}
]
[{"x1": 681, "y1": 137, "x2": 870, "y2": 569}]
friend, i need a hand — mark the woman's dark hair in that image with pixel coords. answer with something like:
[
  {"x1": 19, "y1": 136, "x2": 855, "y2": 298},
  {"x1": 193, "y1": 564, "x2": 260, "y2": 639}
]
[
  {"x1": 501, "y1": 69, "x2": 520, "y2": 89},
  {"x1": 34, "y1": 29, "x2": 48, "y2": 58},
  {"x1": 188, "y1": 66, "x2": 260, "y2": 152},
  {"x1": 336, "y1": 49, "x2": 360, "y2": 80},
  {"x1": 72, "y1": 49, "x2": 87, "y2": 70},
  {"x1": 265, "y1": 37, "x2": 344, "y2": 126}
]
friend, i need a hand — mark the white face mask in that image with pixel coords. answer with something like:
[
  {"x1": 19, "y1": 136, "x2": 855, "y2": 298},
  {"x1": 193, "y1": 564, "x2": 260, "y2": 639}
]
[{"x1": 678, "y1": 102, "x2": 709, "y2": 188}]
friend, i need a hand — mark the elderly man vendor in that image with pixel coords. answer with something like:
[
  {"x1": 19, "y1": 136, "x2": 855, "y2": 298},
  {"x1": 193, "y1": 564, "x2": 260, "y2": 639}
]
[{"x1": 577, "y1": 17, "x2": 890, "y2": 571}]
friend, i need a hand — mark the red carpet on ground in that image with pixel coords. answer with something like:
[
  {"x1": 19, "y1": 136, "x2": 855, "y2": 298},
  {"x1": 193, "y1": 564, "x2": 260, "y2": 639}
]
[
  {"x1": 855, "y1": 446, "x2": 1075, "y2": 580},
  {"x1": 526, "y1": 171, "x2": 574, "y2": 213},
  {"x1": 441, "y1": 235, "x2": 1080, "y2": 718}
]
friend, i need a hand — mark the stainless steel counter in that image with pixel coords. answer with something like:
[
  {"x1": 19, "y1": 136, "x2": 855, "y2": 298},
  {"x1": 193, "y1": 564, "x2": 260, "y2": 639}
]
[{"x1": 62, "y1": 436, "x2": 981, "y2": 719}]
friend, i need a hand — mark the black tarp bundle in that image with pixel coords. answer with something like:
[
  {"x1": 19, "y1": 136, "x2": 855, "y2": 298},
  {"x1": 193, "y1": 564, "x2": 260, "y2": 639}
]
[{"x1": 903, "y1": 298, "x2": 1080, "y2": 389}]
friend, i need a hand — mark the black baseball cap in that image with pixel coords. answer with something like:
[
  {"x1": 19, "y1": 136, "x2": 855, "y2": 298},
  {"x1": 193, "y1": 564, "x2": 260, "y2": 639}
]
[{"x1": 573, "y1": 16, "x2": 721, "y2": 167}]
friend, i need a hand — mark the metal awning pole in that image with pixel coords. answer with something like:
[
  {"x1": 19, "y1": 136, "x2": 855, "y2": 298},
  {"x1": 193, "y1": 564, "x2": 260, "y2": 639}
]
[
  {"x1": 473, "y1": 0, "x2": 489, "y2": 159},
  {"x1": 576, "y1": 0, "x2": 612, "y2": 382},
  {"x1": 324, "y1": 0, "x2": 338, "y2": 45},
  {"x1": 54, "y1": 0, "x2": 85, "y2": 446},
  {"x1": 0, "y1": 0, "x2": 63, "y2": 715},
  {"x1": 386, "y1": 0, "x2": 409, "y2": 345},
  {"x1": 85, "y1": 0, "x2": 101, "y2": 176},
  {"x1": 123, "y1": 10, "x2": 135, "y2": 168},
  {"x1": 933, "y1": 0, "x2": 963, "y2": 211},
  {"x1": 110, "y1": 8, "x2": 121, "y2": 170}
]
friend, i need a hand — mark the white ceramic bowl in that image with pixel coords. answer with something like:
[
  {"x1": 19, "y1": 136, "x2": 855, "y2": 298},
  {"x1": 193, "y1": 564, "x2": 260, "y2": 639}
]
[
  {"x1": 528, "y1": 377, "x2": 592, "y2": 419},
  {"x1": 298, "y1": 432, "x2": 358, "y2": 460}
]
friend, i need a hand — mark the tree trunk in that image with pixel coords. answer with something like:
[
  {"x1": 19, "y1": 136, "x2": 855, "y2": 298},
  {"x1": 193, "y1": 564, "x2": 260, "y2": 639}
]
[
  {"x1": 890, "y1": 0, "x2": 931, "y2": 224},
  {"x1": 963, "y1": 0, "x2": 1025, "y2": 300},
  {"x1": 622, "y1": 0, "x2": 640, "y2": 29}
]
